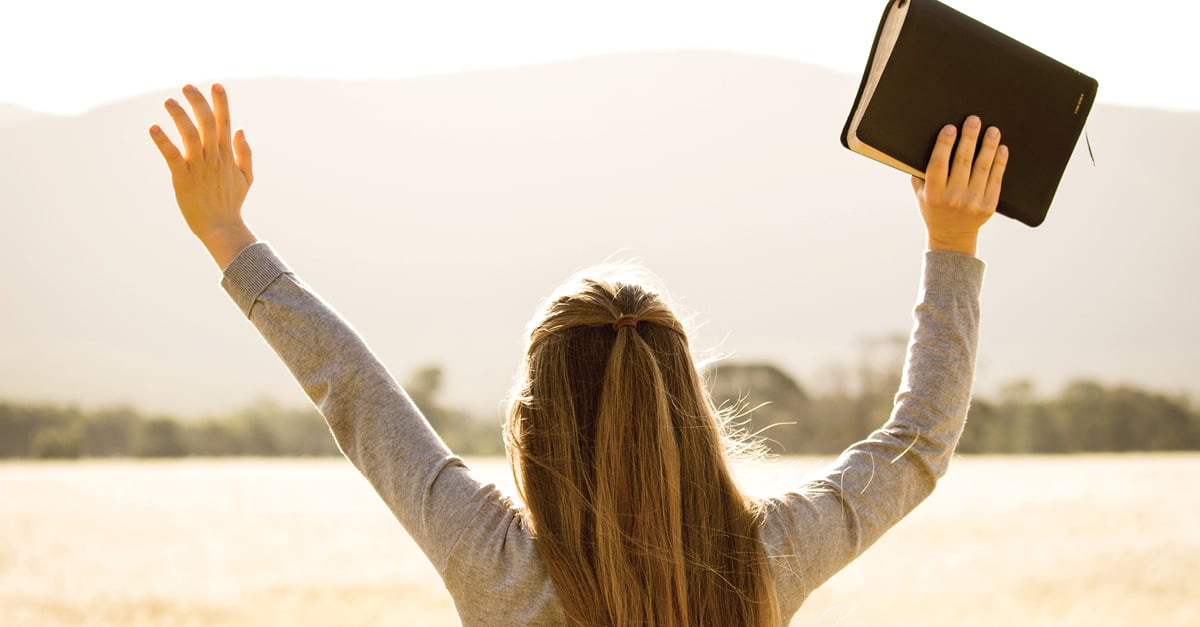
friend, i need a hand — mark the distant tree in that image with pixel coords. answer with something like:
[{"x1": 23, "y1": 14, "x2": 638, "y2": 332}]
[
  {"x1": 136, "y1": 418, "x2": 186, "y2": 457},
  {"x1": 82, "y1": 406, "x2": 139, "y2": 456},
  {"x1": 0, "y1": 401, "x2": 38, "y2": 457},
  {"x1": 183, "y1": 418, "x2": 243, "y2": 456},
  {"x1": 849, "y1": 334, "x2": 908, "y2": 433},
  {"x1": 405, "y1": 364, "x2": 502, "y2": 454},
  {"x1": 1055, "y1": 380, "x2": 1114, "y2": 451},
  {"x1": 406, "y1": 365, "x2": 463, "y2": 434},
  {"x1": 707, "y1": 361, "x2": 811, "y2": 454},
  {"x1": 1050, "y1": 380, "x2": 1197, "y2": 452},
  {"x1": 3, "y1": 402, "x2": 85, "y2": 458},
  {"x1": 227, "y1": 400, "x2": 284, "y2": 456},
  {"x1": 270, "y1": 404, "x2": 340, "y2": 456},
  {"x1": 958, "y1": 399, "x2": 1001, "y2": 453},
  {"x1": 1001, "y1": 380, "x2": 1061, "y2": 453},
  {"x1": 31, "y1": 425, "x2": 83, "y2": 459}
]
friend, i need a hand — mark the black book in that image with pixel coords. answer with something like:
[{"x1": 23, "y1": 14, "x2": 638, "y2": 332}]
[{"x1": 841, "y1": 0, "x2": 1099, "y2": 227}]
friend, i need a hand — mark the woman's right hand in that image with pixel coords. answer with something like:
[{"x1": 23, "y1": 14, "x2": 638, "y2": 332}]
[
  {"x1": 910, "y1": 115, "x2": 1008, "y2": 256},
  {"x1": 149, "y1": 83, "x2": 258, "y2": 269}
]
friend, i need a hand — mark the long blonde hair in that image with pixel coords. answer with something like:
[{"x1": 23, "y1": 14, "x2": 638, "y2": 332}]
[{"x1": 504, "y1": 264, "x2": 779, "y2": 627}]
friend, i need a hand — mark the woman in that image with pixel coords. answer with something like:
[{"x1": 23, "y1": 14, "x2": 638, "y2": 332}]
[{"x1": 149, "y1": 83, "x2": 1006, "y2": 626}]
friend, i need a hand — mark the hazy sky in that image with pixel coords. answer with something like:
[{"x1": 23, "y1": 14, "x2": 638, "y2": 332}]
[{"x1": 2, "y1": 0, "x2": 1193, "y2": 115}]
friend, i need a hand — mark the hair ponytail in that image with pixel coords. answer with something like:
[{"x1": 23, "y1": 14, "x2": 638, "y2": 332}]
[
  {"x1": 505, "y1": 267, "x2": 780, "y2": 627},
  {"x1": 593, "y1": 325, "x2": 688, "y2": 625}
]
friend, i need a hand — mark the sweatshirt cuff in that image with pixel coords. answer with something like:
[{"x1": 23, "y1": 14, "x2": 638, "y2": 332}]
[
  {"x1": 922, "y1": 249, "x2": 985, "y2": 297},
  {"x1": 220, "y1": 241, "x2": 292, "y2": 317}
]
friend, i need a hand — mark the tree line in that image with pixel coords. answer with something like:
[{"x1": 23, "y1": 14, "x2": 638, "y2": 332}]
[
  {"x1": 2, "y1": 359, "x2": 1197, "y2": 459},
  {"x1": 710, "y1": 365, "x2": 1199, "y2": 456},
  {"x1": 706, "y1": 335, "x2": 1200, "y2": 455},
  {"x1": 0, "y1": 365, "x2": 502, "y2": 460}
]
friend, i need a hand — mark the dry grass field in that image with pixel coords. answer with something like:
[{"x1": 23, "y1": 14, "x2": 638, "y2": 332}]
[{"x1": 2, "y1": 455, "x2": 1197, "y2": 626}]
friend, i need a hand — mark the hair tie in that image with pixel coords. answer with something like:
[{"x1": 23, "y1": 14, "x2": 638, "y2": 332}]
[{"x1": 612, "y1": 315, "x2": 639, "y2": 331}]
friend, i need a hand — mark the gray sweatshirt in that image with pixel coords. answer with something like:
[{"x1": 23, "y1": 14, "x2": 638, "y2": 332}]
[{"x1": 221, "y1": 243, "x2": 984, "y2": 626}]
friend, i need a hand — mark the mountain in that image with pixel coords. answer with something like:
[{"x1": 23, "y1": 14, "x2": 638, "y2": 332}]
[
  {"x1": 0, "y1": 50, "x2": 1196, "y2": 419},
  {"x1": 0, "y1": 103, "x2": 46, "y2": 126}
]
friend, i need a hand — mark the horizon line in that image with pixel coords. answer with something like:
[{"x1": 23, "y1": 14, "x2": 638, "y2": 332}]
[{"x1": 2, "y1": 49, "x2": 1195, "y2": 117}]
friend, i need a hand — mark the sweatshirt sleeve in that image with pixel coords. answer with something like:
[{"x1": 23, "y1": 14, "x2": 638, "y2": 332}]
[
  {"x1": 219, "y1": 242, "x2": 507, "y2": 576},
  {"x1": 762, "y1": 249, "x2": 985, "y2": 616}
]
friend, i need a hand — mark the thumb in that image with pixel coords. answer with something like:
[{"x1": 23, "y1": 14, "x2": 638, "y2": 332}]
[{"x1": 910, "y1": 175, "x2": 924, "y2": 195}]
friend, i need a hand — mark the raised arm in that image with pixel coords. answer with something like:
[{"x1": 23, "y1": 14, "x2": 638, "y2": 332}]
[
  {"x1": 147, "y1": 86, "x2": 513, "y2": 579},
  {"x1": 765, "y1": 116, "x2": 1007, "y2": 613}
]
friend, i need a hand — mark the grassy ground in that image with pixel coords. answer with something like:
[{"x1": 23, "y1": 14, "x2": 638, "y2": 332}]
[{"x1": 2, "y1": 455, "x2": 1197, "y2": 626}]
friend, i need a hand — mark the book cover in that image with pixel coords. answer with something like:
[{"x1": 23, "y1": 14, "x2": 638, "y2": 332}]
[{"x1": 842, "y1": 0, "x2": 1099, "y2": 227}]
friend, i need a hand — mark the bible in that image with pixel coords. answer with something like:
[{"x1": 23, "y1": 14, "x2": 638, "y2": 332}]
[{"x1": 841, "y1": 0, "x2": 1099, "y2": 227}]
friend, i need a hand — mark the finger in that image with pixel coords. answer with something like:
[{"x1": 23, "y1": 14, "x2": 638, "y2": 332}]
[
  {"x1": 969, "y1": 126, "x2": 1002, "y2": 198},
  {"x1": 212, "y1": 83, "x2": 233, "y2": 157},
  {"x1": 164, "y1": 97, "x2": 202, "y2": 160},
  {"x1": 949, "y1": 115, "x2": 982, "y2": 189},
  {"x1": 148, "y1": 124, "x2": 187, "y2": 177},
  {"x1": 983, "y1": 145, "x2": 1009, "y2": 210},
  {"x1": 924, "y1": 124, "x2": 956, "y2": 196},
  {"x1": 910, "y1": 175, "x2": 924, "y2": 195},
  {"x1": 234, "y1": 129, "x2": 254, "y2": 185},
  {"x1": 181, "y1": 84, "x2": 218, "y2": 158}
]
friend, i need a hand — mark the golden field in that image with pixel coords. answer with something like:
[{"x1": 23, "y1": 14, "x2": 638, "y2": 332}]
[{"x1": 2, "y1": 455, "x2": 1197, "y2": 626}]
